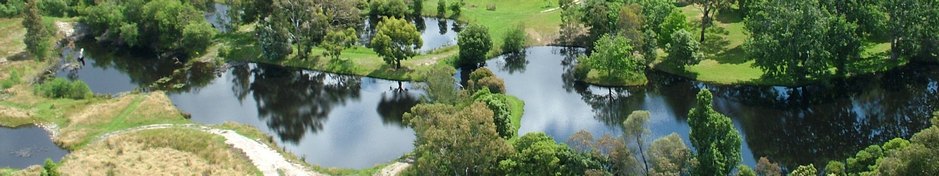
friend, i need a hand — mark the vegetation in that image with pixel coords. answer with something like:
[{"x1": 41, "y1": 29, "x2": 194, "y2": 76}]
[
  {"x1": 321, "y1": 28, "x2": 359, "y2": 60},
  {"x1": 33, "y1": 78, "x2": 92, "y2": 99},
  {"x1": 649, "y1": 133, "x2": 692, "y2": 175},
  {"x1": 664, "y1": 29, "x2": 702, "y2": 69},
  {"x1": 405, "y1": 102, "x2": 513, "y2": 175},
  {"x1": 624, "y1": 111, "x2": 651, "y2": 175},
  {"x1": 370, "y1": 0, "x2": 410, "y2": 18},
  {"x1": 22, "y1": 0, "x2": 49, "y2": 60},
  {"x1": 577, "y1": 34, "x2": 647, "y2": 86},
  {"x1": 457, "y1": 24, "x2": 492, "y2": 67},
  {"x1": 819, "y1": 115, "x2": 939, "y2": 175},
  {"x1": 466, "y1": 67, "x2": 506, "y2": 94},
  {"x1": 372, "y1": 17, "x2": 423, "y2": 69},
  {"x1": 501, "y1": 24, "x2": 527, "y2": 56},
  {"x1": 424, "y1": 66, "x2": 459, "y2": 104},
  {"x1": 472, "y1": 88, "x2": 514, "y2": 138},
  {"x1": 688, "y1": 89, "x2": 742, "y2": 176},
  {"x1": 80, "y1": 0, "x2": 217, "y2": 56}
]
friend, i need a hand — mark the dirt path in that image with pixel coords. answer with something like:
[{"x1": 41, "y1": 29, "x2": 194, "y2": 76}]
[
  {"x1": 374, "y1": 162, "x2": 411, "y2": 176},
  {"x1": 92, "y1": 124, "x2": 321, "y2": 176}
]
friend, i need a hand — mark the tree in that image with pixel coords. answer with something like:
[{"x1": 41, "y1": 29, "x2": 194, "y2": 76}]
[
  {"x1": 756, "y1": 157, "x2": 782, "y2": 176},
  {"x1": 404, "y1": 102, "x2": 513, "y2": 175},
  {"x1": 457, "y1": 24, "x2": 493, "y2": 67},
  {"x1": 371, "y1": 17, "x2": 422, "y2": 69},
  {"x1": 0, "y1": 0, "x2": 26, "y2": 18},
  {"x1": 688, "y1": 89, "x2": 741, "y2": 176},
  {"x1": 789, "y1": 164, "x2": 817, "y2": 176},
  {"x1": 579, "y1": 34, "x2": 644, "y2": 83},
  {"x1": 181, "y1": 22, "x2": 217, "y2": 56},
  {"x1": 665, "y1": 29, "x2": 702, "y2": 69},
  {"x1": 827, "y1": 15, "x2": 862, "y2": 76},
  {"x1": 472, "y1": 89, "x2": 514, "y2": 138},
  {"x1": 448, "y1": 0, "x2": 461, "y2": 18},
  {"x1": 875, "y1": 116, "x2": 939, "y2": 175},
  {"x1": 411, "y1": 0, "x2": 422, "y2": 16},
  {"x1": 467, "y1": 67, "x2": 506, "y2": 94},
  {"x1": 658, "y1": 10, "x2": 689, "y2": 48},
  {"x1": 737, "y1": 165, "x2": 756, "y2": 176},
  {"x1": 580, "y1": 0, "x2": 620, "y2": 42},
  {"x1": 745, "y1": 0, "x2": 836, "y2": 81},
  {"x1": 616, "y1": 4, "x2": 644, "y2": 46},
  {"x1": 321, "y1": 28, "x2": 359, "y2": 60},
  {"x1": 370, "y1": 0, "x2": 409, "y2": 17},
  {"x1": 825, "y1": 161, "x2": 846, "y2": 175},
  {"x1": 424, "y1": 66, "x2": 459, "y2": 104},
  {"x1": 274, "y1": 0, "x2": 328, "y2": 59},
  {"x1": 649, "y1": 133, "x2": 691, "y2": 176},
  {"x1": 502, "y1": 24, "x2": 527, "y2": 56},
  {"x1": 690, "y1": 0, "x2": 731, "y2": 42},
  {"x1": 885, "y1": 0, "x2": 939, "y2": 61},
  {"x1": 624, "y1": 110, "x2": 651, "y2": 175},
  {"x1": 257, "y1": 16, "x2": 292, "y2": 60},
  {"x1": 41, "y1": 158, "x2": 57, "y2": 176},
  {"x1": 436, "y1": 0, "x2": 446, "y2": 18},
  {"x1": 23, "y1": 0, "x2": 50, "y2": 60}
]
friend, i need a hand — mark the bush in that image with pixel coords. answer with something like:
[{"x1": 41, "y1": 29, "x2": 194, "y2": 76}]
[
  {"x1": 34, "y1": 78, "x2": 93, "y2": 99},
  {"x1": 448, "y1": 0, "x2": 461, "y2": 17},
  {"x1": 467, "y1": 68, "x2": 505, "y2": 93},
  {"x1": 436, "y1": 0, "x2": 446, "y2": 18},
  {"x1": 1, "y1": 70, "x2": 21, "y2": 90},
  {"x1": 41, "y1": 158, "x2": 58, "y2": 176},
  {"x1": 457, "y1": 24, "x2": 492, "y2": 67},
  {"x1": 472, "y1": 88, "x2": 514, "y2": 138},
  {"x1": 665, "y1": 29, "x2": 701, "y2": 69},
  {"x1": 0, "y1": 0, "x2": 25, "y2": 17},
  {"x1": 38, "y1": 0, "x2": 68, "y2": 17},
  {"x1": 501, "y1": 24, "x2": 527, "y2": 55},
  {"x1": 370, "y1": 0, "x2": 409, "y2": 17}
]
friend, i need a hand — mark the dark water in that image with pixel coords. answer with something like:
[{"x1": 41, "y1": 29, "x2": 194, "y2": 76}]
[
  {"x1": 360, "y1": 17, "x2": 459, "y2": 53},
  {"x1": 0, "y1": 125, "x2": 68, "y2": 168},
  {"x1": 478, "y1": 46, "x2": 937, "y2": 168},
  {"x1": 54, "y1": 41, "x2": 183, "y2": 94},
  {"x1": 167, "y1": 63, "x2": 420, "y2": 169}
]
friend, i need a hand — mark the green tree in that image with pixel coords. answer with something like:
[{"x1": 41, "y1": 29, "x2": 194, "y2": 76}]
[
  {"x1": 665, "y1": 29, "x2": 702, "y2": 69},
  {"x1": 825, "y1": 161, "x2": 846, "y2": 176},
  {"x1": 321, "y1": 28, "x2": 359, "y2": 60},
  {"x1": 827, "y1": 15, "x2": 862, "y2": 76},
  {"x1": 658, "y1": 10, "x2": 689, "y2": 48},
  {"x1": 370, "y1": 0, "x2": 409, "y2": 17},
  {"x1": 371, "y1": 17, "x2": 422, "y2": 69},
  {"x1": 502, "y1": 24, "x2": 527, "y2": 56},
  {"x1": 0, "y1": 0, "x2": 26, "y2": 17},
  {"x1": 579, "y1": 34, "x2": 644, "y2": 84},
  {"x1": 690, "y1": 0, "x2": 731, "y2": 42},
  {"x1": 885, "y1": 0, "x2": 939, "y2": 61},
  {"x1": 649, "y1": 133, "x2": 692, "y2": 176},
  {"x1": 737, "y1": 165, "x2": 756, "y2": 176},
  {"x1": 789, "y1": 164, "x2": 817, "y2": 176},
  {"x1": 501, "y1": 132, "x2": 599, "y2": 175},
  {"x1": 424, "y1": 66, "x2": 458, "y2": 104},
  {"x1": 467, "y1": 67, "x2": 506, "y2": 94},
  {"x1": 181, "y1": 22, "x2": 217, "y2": 56},
  {"x1": 688, "y1": 89, "x2": 741, "y2": 176},
  {"x1": 405, "y1": 102, "x2": 513, "y2": 175},
  {"x1": 23, "y1": 0, "x2": 50, "y2": 60},
  {"x1": 745, "y1": 0, "x2": 836, "y2": 81},
  {"x1": 257, "y1": 16, "x2": 292, "y2": 60},
  {"x1": 274, "y1": 0, "x2": 328, "y2": 59},
  {"x1": 41, "y1": 158, "x2": 57, "y2": 176},
  {"x1": 448, "y1": 0, "x2": 461, "y2": 18},
  {"x1": 472, "y1": 88, "x2": 514, "y2": 138},
  {"x1": 624, "y1": 110, "x2": 651, "y2": 175},
  {"x1": 436, "y1": 0, "x2": 446, "y2": 18},
  {"x1": 875, "y1": 116, "x2": 939, "y2": 175},
  {"x1": 411, "y1": 0, "x2": 422, "y2": 16},
  {"x1": 580, "y1": 0, "x2": 620, "y2": 42},
  {"x1": 457, "y1": 24, "x2": 493, "y2": 67}
]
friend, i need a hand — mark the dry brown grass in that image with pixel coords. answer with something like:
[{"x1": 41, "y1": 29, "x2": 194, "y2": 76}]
[
  {"x1": 3, "y1": 165, "x2": 43, "y2": 176},
  {"x1": 0, "y1": 18, "x2": 26, "y2": 59},
  {"x1": 58, "y1": 128, "x2": 259, "y2": 175},
  {"x1": 55, "y1": 92, "x2": 188, "y2": 149}
]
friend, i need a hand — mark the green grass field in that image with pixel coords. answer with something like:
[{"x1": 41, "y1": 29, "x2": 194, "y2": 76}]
[{"x1": 422, "y1": 0, "x2": 562, "y2": 49}]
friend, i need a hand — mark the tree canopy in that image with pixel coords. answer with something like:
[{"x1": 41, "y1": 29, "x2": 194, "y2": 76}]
[
  {"x1": 457, "y1": 24, "x2": 493, "y2": 67},
  {"x1": 371, "y1": 17, "x2": 422, "y2": 69},
  {"x1": 688, "y1": 89, "x2": 742, "y2": 176},
  {"x1": 404, "y1": 102, "x2": 513, "y2": 175}
]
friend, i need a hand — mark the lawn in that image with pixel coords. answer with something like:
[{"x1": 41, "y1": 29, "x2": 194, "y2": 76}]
[
  {"x1": 422, "y1": 0, "x2": 563, "y2": 48},
  {"x1": 652, "y1": 5, "x2": 901, "y2": 86}
]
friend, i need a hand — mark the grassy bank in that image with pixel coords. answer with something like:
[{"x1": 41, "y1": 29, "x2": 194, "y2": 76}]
[
  {"x1": 650, "y1": 5, "x2": 903, "y2": 86},
  {"x1": 422, "y1": 0, "x2": 562, "y2": 47},
  {"x1": 583, "y1": 71, "x2": 650, "y2": 87}
]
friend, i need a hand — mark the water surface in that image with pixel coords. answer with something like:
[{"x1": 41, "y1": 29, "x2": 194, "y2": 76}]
[
  {"x1": 0, "y1": 125, "x2": 68, "y2": 168},
  {"x1": 360, "y1": 17, "x2": 459, "y2": 53}
]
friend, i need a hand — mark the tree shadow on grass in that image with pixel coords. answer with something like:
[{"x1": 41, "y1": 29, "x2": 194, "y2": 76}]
[
  {"x1": 715, "y1": 9, "x2": 744, "y2": 24},
  {"x1": 217, "y1": 32, "x2": 262, "y2": 61},
  {"x1": 713, "y1": 46, "x2": 750, "y2": 64}
]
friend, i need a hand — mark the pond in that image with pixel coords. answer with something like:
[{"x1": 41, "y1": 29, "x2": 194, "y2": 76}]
[
  {"x1": 0, "y1": 125, "x2": 68, "y2": 168},
  {"x1": 475, "y1": 46, "x2": 938, "y2": 169},
  {"x1": 167, "y1": 63, "x2": 421, "y2": 169},
  {"x1": 54, "y1": 40, "x2": 182, "y2": 94},
  {"x1": 360, "y1": 17, "x2": 459, "y2": 53}
]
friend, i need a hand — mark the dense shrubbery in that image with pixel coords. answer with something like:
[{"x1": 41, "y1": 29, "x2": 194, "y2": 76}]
[
  {"x1": 501, "y1": 24, "x2": 527, "y2": 56},
  {"x1": 466, "y1": 67, "x2": 505, "y2": 94},
  {"x1": 34, "y1": 78, "x2": 93, "y2": 99},
  {"x1": 0, "y1": 0, "x2": 25, "y2": 17},
  {"x1": 1, "y1": 70, "x2": 21, "y2": 90},
  {"x1": 457, "y1": 24, "x2": 492, "y2": 67},
  {"x1": 369, "y1": 0, "x2": 408, "y2": 17},
  {"x1": 80, "y1": 0, "x2": 216, "y2": 56},
  {"x1": 471, "y1": 88, "x2": 514, "y2": 138}
]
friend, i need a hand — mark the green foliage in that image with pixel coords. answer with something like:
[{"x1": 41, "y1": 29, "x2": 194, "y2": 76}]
[
  {"x1": 38, "y1": 0, "x2": 68, "y2": 17},
  {"x1": 371, "y1": 17, "x2": 422, "y2": 69},
  {"x1": 0, "y1": 0, "x2": 25, "y2": 17},
  {"x1": 737, "y1": 165, "x2": 756, "y2": 176},
  {"x1": 885, "y1": 0, "x2": 939, "y2": 61},
  {"x1": 688, "y1": 89, "x2": 741, "y2": 176},
  {"x1": 624, "y1": 110, "x2": 651, "y2": 175},
  {"x1": 41, "y1": 158, "x2": 57, "y2": 176},
  {"x1": 274, "y1": 0, "x2": 329, "y2": 59},
  {"x1": 567, "y1": 130, "x2": 635, "y2": 175},
  {"x1": 472, "y1": 88, "x2": 514, "y2": 138},
  {"x1": 370, "y1": 0, "x2": 409, "y2": 17},
  {"x1": 410, "y1": 0, "x2": 422, "y2": 16},
  {"x1": 649, "y1": 133, "x2": 692, "y2": 176},
  {"x1": 501, "y1": 133, "x2": 597, "y2": 176},
  {"x1": 467, "y1": 67, "x2": 506, "y2": 94},
  {"x1": 34, "y1": 78, "x2": 93, "y2": 99},
  {"x1": 579, "y1": 34, "x2": 644, "y2": 83},
  {"x1": 436, "y1": 0, "x2": 446, "y2": 18},
  {"x1": 80, "y1": 0, "x2": 216, "y2": 56},
  {"x1": 321, "y1": 28, "x2": 359, "y2": 60},
  {"x1": 846, "y1": 145, "x2": 883, "y2": 173},
  {"x1": 181, "y1": 22, "x2": 217, "y2": 56},
  {"x1": 789, "y1": 164, "x2": 817, "y2": 176},
  {"x1": 873, "y1": 115, "x2": 939, "y2": 175},
  {"x1": 665, "y1": 29, "x2": 702, "y2": 69},
  {"x1": 404, "y1": 102, "x2": 513, "y2": 175},
  {"x1": 658, "y1": 10, "x2": 690, "y2": 48},
  {"x1": 23, "y1": 0, "x2": 50, "y2": 60},
  {"x1": 1, "y1": 70, "x2": 22, "y2": 90},
  {"x1": 580, "y1": 0, "x2": 620, "y2": 41},
  {"x1": 756, "y1": 157, "x2": 782, "y2": 176},
  {"x1": 825, "y1": 161, "x2": 845, "y2": 176},
  {"x1": 457, "y1": 24, "x2": 493, "y2": 67},
  {"x1": 448, "y1": 0, "x2": 461, "y2": 17},
  {"x1": 257, "y1": 16, "x2": 292, "y2": 60},
  {"x1": 501, "y1": 24, "x2": 527, "y2": 56},
  {"x1": 424, "y1": 66, "x2": 459, "y2": 104}
]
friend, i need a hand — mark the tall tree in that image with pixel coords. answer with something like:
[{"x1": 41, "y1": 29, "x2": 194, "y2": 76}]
[
  {"x1": 688, "y1": 89, "x2": 741, "y2": 176},
  {"x1": 657, "y1": 10, "x2": 690, "y2": 48},
  {"x1": 579, "y1": 34, "x2": 644, "y2": 84},
  {"x1": 690, "y1": 0, "x2": 730, "y2": 42},
  {"x1": 405, "y1": 102, "x2": 513, "y2": 175},
  {"x1": 649, "y1": 133, "x2": 692, "y2": 176},
  {"x1": 457, "y1": 24, "x2": 493, "y2": 67},
  {"x1": 321, "y1": 27, "x2": 359, "y2": 60},
  {"x1": 665, "y1": 29, "x2": 702, "y2": 69},
  {"x1": 745, "y1": 0, "x2": 836, "y2": 81},
  {"x1": 371, "y1": 17, "x2": 422, "y2": 69},
  {"x1": 22, "y1": 0, "x2": 49, "y2": 60},
  {"x1": 274, "y1": 0, "x2": 328, "y2": 59},
  {"x1": 624, "y1": 110, "x2": 651, "y2": 175},
  {"x1": 885, "y1": 0, "x2": 939, "y2": 61},
  {"x1": 257, "y1": 16, "x2": 292, "y2": 60}
]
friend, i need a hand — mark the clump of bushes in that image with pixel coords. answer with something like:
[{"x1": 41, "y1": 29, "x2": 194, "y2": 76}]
[
  {"x1": 472, "y1": 88, "x2": 514, "y2": 138},
  {"x1": 0, "y1": 0, "x2": 25, "y2": 17},
  {"x1": 501, "y1": 24, "x2": 527, "y2": 56},
  {"x1": 1, "y1": 70, "x2": 22, "y2": 90},
  {"x1": 369, "y1": 0, "x2": 409, "y2": 17},
  {"x1": 34, "y1": 78, "x2": 92, "y2": 99},
  {"x1": 467, "y1": 68, "x2": 505, "y2": 94}
]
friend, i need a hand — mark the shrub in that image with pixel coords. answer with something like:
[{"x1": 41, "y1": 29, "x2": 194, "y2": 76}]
[
  {"x1": 0, "y1": 0, "x2": 25, "y2": 17},
  {"x1": 38, "y1": 0, "x2": 68, "y2": 17},
  {"x1": 1, "y1": 70, "x2": 21, "y2": 90},
  {"x1": 501, "y1": 24, "x2": 527, "y2": 55},
  {"x1": 467, "y1": 68, "x2": 505, "y2": 93},
  {"x1": 457, "y1": 24, "x2": 492, "y2": 67},
  {"x1": 41, "y1": 158, "x2": 58, "y2": 176},
  {"x1": 472, "y1": 88, "x2": 514, "y2": 138},
  {"x1": 34, "y1": 78, "x2": 93, "y2": 99},
  {"x1": 436, "y1": 0, "x2": 446, "y2": 18},
  {"x1": 370, "y1": 0, "x2": 409, "y2": 17},
  {"x1": 448, "y1": 0, "x2": 461, "y2": 17}
]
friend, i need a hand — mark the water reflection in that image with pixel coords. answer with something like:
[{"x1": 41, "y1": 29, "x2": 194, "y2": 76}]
[
  {"x1": 360, "y1": 17, "x2": 459, "y2": 53},
  {"x1": 55, "y1": 40, "x2": 185, "y2": 94},
  {"x1": 169, "y1": 63, "x2": 419, "y2": 169},
  {"x1": 483, "y1": 46, "x2": 938, "y2": 169},
  {"x1": 0, "y1": 125, "x2": 68, "y2": 168}
]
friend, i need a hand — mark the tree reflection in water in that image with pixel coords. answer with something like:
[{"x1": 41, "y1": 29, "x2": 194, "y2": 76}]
[{"x1": 377, "y1": 91, "x2": 421, "y2": 127}]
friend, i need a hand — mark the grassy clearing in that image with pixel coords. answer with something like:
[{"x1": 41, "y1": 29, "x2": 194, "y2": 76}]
[
  {"x1": 0, "y1": 166, "x2": 42, "y2": 176},
  {"x1": 422, "y1": 0, "x2": 562, "y2": 47},
  {"x1": 0, "y1": 18, "x2": 27, "y2": 59},
  {"x1": 651, "y1": 5, "x2": 902, "y2": 86},
  {"x1": 57, "y1": 128, "x2": 260, "y2": 175},
  {"x1": 507, "y1": 95, "x2": 524, "y2": 133},
  {"x1": 584, "y1": 70, "x2": 650, "y2": 87}
]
